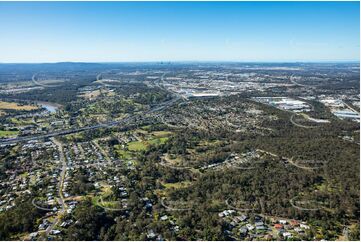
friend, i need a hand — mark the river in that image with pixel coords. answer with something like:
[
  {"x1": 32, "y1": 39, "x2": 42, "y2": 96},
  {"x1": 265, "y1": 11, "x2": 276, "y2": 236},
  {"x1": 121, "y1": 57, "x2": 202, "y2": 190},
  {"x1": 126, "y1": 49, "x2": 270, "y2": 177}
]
[{"x1": 36, "y1": 101, "x2": 61, "y2": 113}]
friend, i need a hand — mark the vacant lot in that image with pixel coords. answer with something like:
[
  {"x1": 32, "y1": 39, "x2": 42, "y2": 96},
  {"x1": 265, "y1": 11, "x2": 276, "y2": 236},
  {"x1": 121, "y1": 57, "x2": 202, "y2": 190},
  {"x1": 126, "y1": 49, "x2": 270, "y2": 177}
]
[
  {"x1": 0, "y1": 101, "x2": 38, "y2": 111},
  {"x1": 128, "y1": 137, "x2": 169, "y2": 152},
  {"x1": 79, "y1": 90, "x2": 102, "y2": 100},
  {"x1": 128, "y1": 141, "x2": 148, "y2": 151},
  {"x1": 0, "y1": 130, "x2": 19, "y2": 138}
]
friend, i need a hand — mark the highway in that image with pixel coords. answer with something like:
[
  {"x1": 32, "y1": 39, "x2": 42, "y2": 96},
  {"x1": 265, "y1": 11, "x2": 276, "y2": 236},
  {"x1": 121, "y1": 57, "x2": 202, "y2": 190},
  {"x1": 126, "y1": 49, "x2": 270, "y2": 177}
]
[
  {"x1": 342, "y1": 100, "x2": 360, "y2": 114},
  {"x1": 0, "y1": 95, "x2": 180, "y2": 146}
]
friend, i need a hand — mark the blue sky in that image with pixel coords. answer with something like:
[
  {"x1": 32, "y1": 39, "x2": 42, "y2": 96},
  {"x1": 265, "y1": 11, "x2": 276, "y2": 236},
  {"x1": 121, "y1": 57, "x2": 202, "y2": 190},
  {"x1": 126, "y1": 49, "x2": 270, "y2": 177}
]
[{"x1": 0, "y1": 1, "x2": 359, "y2": 63}]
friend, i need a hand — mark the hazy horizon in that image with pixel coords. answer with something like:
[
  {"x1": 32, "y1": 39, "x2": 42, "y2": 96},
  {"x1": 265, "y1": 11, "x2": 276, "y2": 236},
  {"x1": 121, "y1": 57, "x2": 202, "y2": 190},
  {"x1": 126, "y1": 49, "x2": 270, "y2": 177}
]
[
  {"x1": 0, "y1": 1, "x2": 359, "y2": 63},
  {"x1": 0, "y1": 60, "x2": 360, "y2": 64}
]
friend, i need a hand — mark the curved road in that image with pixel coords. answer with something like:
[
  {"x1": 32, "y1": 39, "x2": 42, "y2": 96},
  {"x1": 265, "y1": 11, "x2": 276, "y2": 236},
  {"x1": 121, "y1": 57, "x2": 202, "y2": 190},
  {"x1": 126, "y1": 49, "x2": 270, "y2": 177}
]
[
  {"x1": 31, "y1": 198, "x2": 55, "y2": 212},
  {"x1": 160, "y1": 197, "x2": 192, "y2": 211},
  {"x1": 32, "y1": 74, "x2": 58, "y2": 88},
  {"x1": 290, "y1": 114, "x2": 316, "y2": 129},
  {"x1": 289, "y1": 74, "x2": 316, "y2": 88},
  {"x1": 225, "y1": 198, "x2": 254, "y2": 212}
]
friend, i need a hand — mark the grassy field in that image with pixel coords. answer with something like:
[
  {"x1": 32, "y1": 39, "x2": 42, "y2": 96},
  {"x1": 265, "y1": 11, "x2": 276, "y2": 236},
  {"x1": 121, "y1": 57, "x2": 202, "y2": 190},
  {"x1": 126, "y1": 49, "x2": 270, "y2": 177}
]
[
  {"x1": 115, "y1": 147, "x2": 133, "y2": 159},
  {"x1": 0, "y1": 130, "x2": 19, "y2": 138},
  {"x1": 156, "y1": 180, "x2": 193, "y2": 197},
  {"x1": 66, "y1": 132, "x2": 85, "y2": 141},
  {"x1": 128, "y1": 137, "x2": 169, "y2": 151},
  {"x1": 92, "y1": 184, "x2": 122, "y2": 209},
  {"x1": 148, "y1": 137, "x2": 169, "y2": 145},
  {"x1": 10, "y1": 118, "x2": 34, "y2": 125},
  {"x1": 0, "y1": 101, "x2": 38, "y2": 111},
  {"x1": 114, "y1": 130, "x2": 172, "y2": 158},
  {"x1": 128, "y1": 141, "x2": 148, "y2": 151},
  {"x1": 140, "y1": 125, "x2": 152, "y2": 131}
]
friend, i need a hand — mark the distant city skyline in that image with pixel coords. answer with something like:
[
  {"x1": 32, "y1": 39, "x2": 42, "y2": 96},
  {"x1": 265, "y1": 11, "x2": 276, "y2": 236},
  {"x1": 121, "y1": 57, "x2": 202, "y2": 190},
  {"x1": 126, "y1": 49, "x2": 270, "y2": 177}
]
[{"x1": 0, "y1": 1, "x2": 359, "y2": 63}]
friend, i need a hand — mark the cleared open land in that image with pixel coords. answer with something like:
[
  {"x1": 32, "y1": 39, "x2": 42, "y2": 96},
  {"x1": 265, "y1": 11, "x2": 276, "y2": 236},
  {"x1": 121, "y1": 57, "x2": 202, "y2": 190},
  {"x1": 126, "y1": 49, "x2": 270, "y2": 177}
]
[{"x1": 0, "y1": 101, "x2": 39, "y2": 111}]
